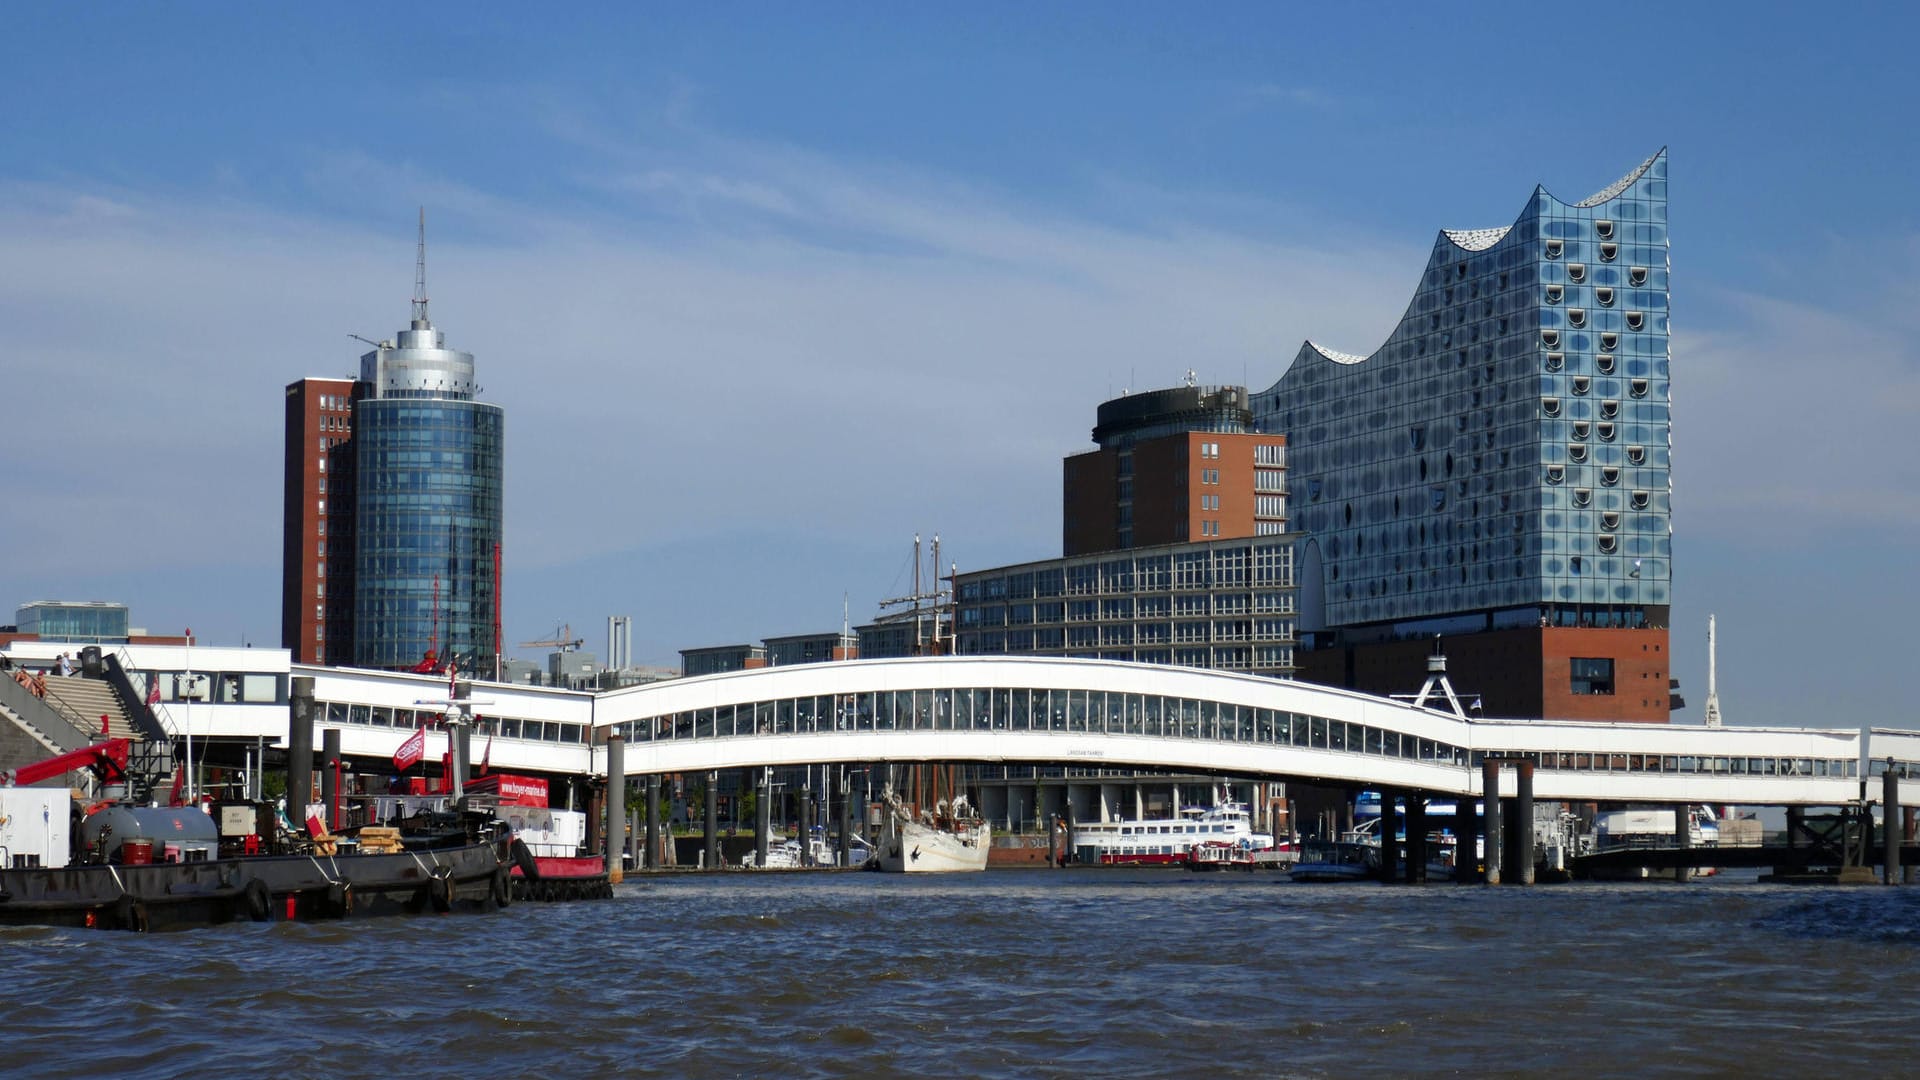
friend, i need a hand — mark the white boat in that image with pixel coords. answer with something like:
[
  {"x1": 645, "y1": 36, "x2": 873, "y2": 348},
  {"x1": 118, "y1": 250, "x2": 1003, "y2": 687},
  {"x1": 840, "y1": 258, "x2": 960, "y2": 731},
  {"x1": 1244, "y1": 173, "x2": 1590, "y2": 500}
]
[
  {"x1": 1070, "y1": 801, "x2": 1275, "y2": 866},
  {"x1": 742, "y1": 828, "x2": 872, "y2": 869},
  {"x1": 1587, "y1": 806, "x2": 1718, "y2": 881},
  {"x1": 875, "y1": 785, "x2": 989, "y2": 873}
]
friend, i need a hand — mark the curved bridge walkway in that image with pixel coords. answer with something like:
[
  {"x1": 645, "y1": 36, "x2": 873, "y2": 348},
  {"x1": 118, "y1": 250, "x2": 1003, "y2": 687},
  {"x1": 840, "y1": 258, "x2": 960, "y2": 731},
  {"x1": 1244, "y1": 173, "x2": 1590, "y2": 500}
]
[{"x1": 595, "y1": 656, "x2": 1920, "y2": 808}]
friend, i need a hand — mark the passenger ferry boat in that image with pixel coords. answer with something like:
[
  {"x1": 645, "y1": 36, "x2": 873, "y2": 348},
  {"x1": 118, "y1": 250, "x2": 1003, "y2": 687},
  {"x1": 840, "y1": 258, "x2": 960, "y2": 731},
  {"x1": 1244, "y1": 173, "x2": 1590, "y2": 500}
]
[{"x1": 1072, "y1": 802, "x2": 1275, "y2": 866}]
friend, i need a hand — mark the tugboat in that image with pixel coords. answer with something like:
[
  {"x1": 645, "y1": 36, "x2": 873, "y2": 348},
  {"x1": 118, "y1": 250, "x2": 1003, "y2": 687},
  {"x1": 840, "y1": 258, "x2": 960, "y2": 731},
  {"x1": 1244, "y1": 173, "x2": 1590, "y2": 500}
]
[{"x1": 0, "y1": 738, "x2": 513, "y2": 931}]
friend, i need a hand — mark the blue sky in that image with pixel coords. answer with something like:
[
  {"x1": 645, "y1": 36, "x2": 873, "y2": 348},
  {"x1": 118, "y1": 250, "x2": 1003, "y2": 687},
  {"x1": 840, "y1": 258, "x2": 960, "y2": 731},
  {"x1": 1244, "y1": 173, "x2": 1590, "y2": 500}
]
[{"x1": 2, "y1": 6, "x2": 1916, "y2": 729}]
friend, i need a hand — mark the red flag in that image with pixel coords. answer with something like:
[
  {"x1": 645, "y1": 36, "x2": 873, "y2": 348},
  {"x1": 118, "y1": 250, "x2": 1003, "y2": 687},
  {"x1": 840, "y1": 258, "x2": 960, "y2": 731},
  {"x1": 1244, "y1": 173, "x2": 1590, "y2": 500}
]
[
  {"x1": 145, "y1": 675, "x2": 161, "y2": 707},
  {"x1": 478, "y1": 730, "x2": 492, "y2": 776},
  {"x1": 393, "y1": 726, "x2": 427, "y2": 771},
  {"x1": 166, "y1": 764, "x2": 185, "y2": 807},
  {"x1": 410, "y1": 650, "x2": 439, "y2": 674}
]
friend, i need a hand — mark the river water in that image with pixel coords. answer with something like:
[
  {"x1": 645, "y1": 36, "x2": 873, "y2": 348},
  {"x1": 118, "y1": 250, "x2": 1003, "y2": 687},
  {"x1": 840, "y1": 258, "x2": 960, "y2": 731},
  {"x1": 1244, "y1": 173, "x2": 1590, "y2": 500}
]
[{"x1": 6, "y1": 870, "x2": 1918, "y2": 1078}]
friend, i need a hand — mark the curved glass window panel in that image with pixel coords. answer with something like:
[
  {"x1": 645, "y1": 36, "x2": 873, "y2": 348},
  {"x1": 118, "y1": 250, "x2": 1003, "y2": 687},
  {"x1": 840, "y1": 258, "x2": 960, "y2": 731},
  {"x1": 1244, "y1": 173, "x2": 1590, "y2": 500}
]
[
  {"x1": 1626, "y1": 445, "x2": 1646, "y2": 465},
  {"x1": 1601, "y1": 511, "x2": 1621, "y2": 530},
  {"x1": 1545, "y1": 239, "x2": 1563, "y2": 258},
  {"x1": 1568, "y1": 444, "x2": 1589, "y2": 463},
  {"x1": 1598, "y1": 422, "x2": 1616, "y2": 442},
  {"x1": 1600, "y1": 242, "x2": 1618, "y2": 261},
  {"x1": 1568, "y1": 308, "x2": 1586, "y2": 328},
  {"x1": 1600, "y1": 399, "x2": 1619, "y2": 419},
  {"x1": 1630, "y1": 378, "x2": 1649, "y2": 398},
  {"x1": 1597, "y1": 533, "x2": 1618, "y2": 554},
  {"x1": 1546, "y1": 466, "x2": 1565, "y2": 485},
  {"x1": 1572, "y1": 487, "x2": 1592, "y2": 508},
  {"x1": 1568, "y1": 263, "x2": 1586, "y2": 283},
  {"x1": 1629, "y1": 266, "x2": 1649, "y2": 286},
  {"x1": 1546, "y1": 285, "x2": 1563, "y2": 303},
  {"x1": 1596, "y1": 353, "x2": 1615, "y2": 374},
  {"x1": 1542, "y1": 396, "x2": 1561, "y2": 417},
  {"x1": 1572, "y1": 376, "x2": 1591, "y2": 395},
  {"x1": 1572, "y1": 421, "x2": 1590, "y2": 440},
  {"x1": 1595, "y1": 220, "x2": 1615, "y2": 239},
  {"x1": 1625, "y1": 311, "x2": 1645, "y2": 331},
  {"x1": 1596, "y1": 287, "x2": 1615, "y2": 307},
  {"x1": 1542, "y1": 330, "x2": 1560, "y2": 348},
  {"x1": 1601, "y1": 467, "x2": 1620, "y2": 486},
  {"x1": 1631, "y1": 490, "x2": 1650, "y2": 509},
  {"x1": 1600, "y1": 332, "x2": 1619, "y2": 350}
]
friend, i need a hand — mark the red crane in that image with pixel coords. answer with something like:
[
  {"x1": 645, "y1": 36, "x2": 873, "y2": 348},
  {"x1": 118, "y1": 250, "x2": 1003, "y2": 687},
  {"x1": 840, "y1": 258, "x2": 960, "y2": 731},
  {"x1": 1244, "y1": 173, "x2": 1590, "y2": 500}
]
[{"x1": 1, "y1": 739, "x2": 130, "y2": 789}]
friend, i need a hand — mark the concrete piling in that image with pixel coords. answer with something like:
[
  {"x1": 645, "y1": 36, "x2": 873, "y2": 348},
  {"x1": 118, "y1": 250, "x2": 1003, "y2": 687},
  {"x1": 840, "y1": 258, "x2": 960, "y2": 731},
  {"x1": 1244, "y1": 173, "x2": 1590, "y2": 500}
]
[
  {"x1": 1513, "y1": 761, "x2": 1535, "y2": 886},
  {"x1": 288, "y1": 677, "x2": 314, "y2": 831},
  {"x1": 836, "y1": 768, "x2": 852, "y2": 868},
  {"x1": 320, "y1": 728, "x2": 342, "y2": 832},
  {"x1": 1481, "y1": 759, "x2": 1502, "y2": 886},
  {"x1": 1885, "y1": 761, "x2": 1902, "y2": 886},
  {"x1": 605, "y1": 733, "x2": 625, "y2": 883},
  {"x1": 1377, "y1": 788, "x2": 1400, "y2": 884}
]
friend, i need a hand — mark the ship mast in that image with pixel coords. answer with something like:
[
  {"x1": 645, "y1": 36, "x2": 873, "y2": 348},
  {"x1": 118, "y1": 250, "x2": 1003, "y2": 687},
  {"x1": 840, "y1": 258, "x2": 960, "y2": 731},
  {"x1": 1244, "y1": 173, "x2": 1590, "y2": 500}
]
[{"x1": 1703, "y1": 614, "x2": 1723, "y2": 729}]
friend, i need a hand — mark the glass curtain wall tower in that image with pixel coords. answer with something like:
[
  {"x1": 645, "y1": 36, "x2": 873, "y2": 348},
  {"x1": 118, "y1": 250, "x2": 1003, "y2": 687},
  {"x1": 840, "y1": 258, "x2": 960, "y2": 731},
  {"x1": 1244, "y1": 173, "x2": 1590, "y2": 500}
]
[
  {"x1": 1254, "y1": 151, "x2": 1672, "y2": 721},
  {"x1": 351, "y1": 216, "x2": 505, "y2": 673}
]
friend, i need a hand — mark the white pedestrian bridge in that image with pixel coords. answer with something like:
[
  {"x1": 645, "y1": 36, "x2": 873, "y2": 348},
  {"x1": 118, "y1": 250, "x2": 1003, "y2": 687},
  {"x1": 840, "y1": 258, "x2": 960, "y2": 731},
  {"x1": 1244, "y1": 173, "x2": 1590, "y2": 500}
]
[
  {"x1": 587, "y1": 656, "x2": 1919, "y2": 807},
  {"x1": 98, "y1": 649, "x2": 1903, "y2": 808}
]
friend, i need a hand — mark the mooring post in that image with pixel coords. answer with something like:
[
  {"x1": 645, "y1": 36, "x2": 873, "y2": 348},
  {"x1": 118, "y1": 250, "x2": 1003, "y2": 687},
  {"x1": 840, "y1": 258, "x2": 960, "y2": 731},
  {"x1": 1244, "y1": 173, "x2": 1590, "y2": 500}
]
[
  {"x1": 288, "y1": 677, "x2": 314, "y2": 834},
  {"x1": 320, "y1": 727, "x2": 342, "y2": 831},
  {"x1": 1377, "y1": 788, "x2": 1401, "y2": 883},
  {"x1": 1884, "y1": 760, "x2": 1902, "y2": 886},
  {"x1": 1673, "y1": 802, "x2": 1692, "y2": 883},
  {"x1": 605, "y1": 733, "x2": 625, "y2": 883},
  {"x1": 1405, "y1": 791, "x2": 1428, "y2": 884},
  {"x1": 704, "y1": 770, "x2": 720, "y2": 870},
  {"x1": 1905, "y1": 807, "x2": 1918, "y2": 885},
  {"x1": 1514, "y1": 760, "x2": 1536, "y2": 886},
  {"x1": 1481, "y1": 758, "x2": 1503, "y2": 886},
  {"x1": 644, "y1": 773, "x2": 661, "y2": 870},
  {"x1": 754, "y1": 769, "x2": 770, "y2": 869}
]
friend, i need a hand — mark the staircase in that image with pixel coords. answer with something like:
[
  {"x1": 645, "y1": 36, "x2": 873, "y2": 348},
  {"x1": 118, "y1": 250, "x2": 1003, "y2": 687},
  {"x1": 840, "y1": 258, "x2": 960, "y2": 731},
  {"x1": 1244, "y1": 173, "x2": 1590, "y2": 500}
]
[{"x1": 39, "y1": 675, "x2": 143, "y2": 743}]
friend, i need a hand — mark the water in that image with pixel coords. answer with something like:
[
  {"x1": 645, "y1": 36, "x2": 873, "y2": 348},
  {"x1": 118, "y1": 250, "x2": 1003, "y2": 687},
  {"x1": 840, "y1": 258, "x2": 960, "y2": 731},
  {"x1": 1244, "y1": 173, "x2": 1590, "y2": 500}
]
[{"x1": 6, "y1": 871, "x2": 1919, "y2": 1078}]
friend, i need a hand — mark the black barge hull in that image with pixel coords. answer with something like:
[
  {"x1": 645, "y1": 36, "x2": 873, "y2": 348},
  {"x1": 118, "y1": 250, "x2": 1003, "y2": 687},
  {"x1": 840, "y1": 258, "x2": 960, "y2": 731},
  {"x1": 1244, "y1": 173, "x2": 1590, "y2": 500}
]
[{"x1": 0, "y1": 840, "x2": 510, "y2": 932}]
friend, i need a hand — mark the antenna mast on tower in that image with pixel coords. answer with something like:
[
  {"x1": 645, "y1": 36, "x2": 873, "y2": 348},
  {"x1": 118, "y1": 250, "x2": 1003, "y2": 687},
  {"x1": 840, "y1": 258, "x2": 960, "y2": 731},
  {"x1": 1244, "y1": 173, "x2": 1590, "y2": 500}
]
[
  {"x1": 412, "y1": 207, "x2": 430, "y2": 325},
  {"x1": 1703, "y1": 614, "x2": 1723, "y2": 728}
]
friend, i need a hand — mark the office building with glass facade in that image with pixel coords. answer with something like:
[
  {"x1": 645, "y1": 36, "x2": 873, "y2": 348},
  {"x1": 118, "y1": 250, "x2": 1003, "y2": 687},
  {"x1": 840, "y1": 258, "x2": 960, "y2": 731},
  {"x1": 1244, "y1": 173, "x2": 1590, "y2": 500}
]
[
  {"x1": 1253, "y1": 150, "x2": 1673, "y2": 721},
  {"x1": 954, "y1": 537, "x2": 1297, "y2": 676},
  {"x1": 350, "y1": 297, "x2": 504, "y2": 673}
]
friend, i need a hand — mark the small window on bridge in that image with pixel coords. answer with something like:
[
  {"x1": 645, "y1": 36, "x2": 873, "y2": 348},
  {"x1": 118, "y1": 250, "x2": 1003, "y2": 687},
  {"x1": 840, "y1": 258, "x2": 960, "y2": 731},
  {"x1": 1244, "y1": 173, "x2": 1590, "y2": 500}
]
[{"x1": 1570, "y1": 657, "x2": 1615, "y2": 696}]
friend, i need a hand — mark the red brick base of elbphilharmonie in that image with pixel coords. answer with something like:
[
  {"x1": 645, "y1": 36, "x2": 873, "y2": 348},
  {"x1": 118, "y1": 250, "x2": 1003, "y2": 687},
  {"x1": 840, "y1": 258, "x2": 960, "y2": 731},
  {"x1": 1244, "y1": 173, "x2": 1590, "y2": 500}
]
[{"x1": 1296, "y1": 626, "x2": 1673, "y2": 723}]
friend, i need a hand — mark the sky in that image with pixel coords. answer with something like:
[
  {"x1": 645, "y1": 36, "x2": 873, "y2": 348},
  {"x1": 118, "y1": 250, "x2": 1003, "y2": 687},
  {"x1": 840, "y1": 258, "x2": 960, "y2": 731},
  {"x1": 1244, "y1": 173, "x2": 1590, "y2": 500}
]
[{"x1": 2, "y1": 6, "x2": 1916, "y2": 730}]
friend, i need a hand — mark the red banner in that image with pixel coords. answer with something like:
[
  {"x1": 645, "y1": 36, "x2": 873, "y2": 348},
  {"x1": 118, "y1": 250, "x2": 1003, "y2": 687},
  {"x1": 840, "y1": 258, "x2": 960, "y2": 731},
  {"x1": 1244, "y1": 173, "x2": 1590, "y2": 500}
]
[
  {"x1": 392, "y1": 726, "x2": 427, "y2": 771},
  {"x1": 466, "y1": 772, "x2": 549, "y2": 807}
]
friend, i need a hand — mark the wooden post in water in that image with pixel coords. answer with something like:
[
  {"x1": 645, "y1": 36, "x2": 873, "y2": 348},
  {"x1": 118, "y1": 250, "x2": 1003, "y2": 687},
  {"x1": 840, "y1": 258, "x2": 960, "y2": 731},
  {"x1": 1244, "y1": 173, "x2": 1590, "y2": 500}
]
[
  {"x1": 1480, "y1": 759, "x2": 1503, "y2": 886},
  {"x1": 604, "y1": 733, "x2": 625, "y2": 883}
]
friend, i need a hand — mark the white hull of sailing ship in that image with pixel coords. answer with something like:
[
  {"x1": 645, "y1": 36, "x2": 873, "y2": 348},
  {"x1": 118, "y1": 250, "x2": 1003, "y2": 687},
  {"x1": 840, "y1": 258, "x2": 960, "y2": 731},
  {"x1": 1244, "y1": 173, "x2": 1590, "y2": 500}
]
[{"x1": 877, "y1": 817, "x2": 991, "y2": 873}]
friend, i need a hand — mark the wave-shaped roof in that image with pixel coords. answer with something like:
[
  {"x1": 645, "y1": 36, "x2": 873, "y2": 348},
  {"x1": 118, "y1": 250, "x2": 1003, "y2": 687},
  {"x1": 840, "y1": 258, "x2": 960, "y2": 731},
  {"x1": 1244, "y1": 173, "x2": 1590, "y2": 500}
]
[{"x1": 1291, "y1": 149, "x2": 1666, "y2": 365}]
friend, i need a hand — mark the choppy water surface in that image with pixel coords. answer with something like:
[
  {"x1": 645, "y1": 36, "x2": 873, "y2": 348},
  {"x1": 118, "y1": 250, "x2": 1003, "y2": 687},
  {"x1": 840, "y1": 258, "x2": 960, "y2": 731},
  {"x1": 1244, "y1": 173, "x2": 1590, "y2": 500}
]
[{"x1": 6, "y1": 870, "x2": 1918, "y2": 1078}]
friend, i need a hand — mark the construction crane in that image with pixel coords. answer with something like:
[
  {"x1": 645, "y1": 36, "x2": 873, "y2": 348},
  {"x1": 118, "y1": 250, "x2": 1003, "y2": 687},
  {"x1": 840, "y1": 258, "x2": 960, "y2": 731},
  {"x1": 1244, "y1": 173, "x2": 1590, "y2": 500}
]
[{"x1": 520, "y1": 623, "x2": 584, "y2": 653}]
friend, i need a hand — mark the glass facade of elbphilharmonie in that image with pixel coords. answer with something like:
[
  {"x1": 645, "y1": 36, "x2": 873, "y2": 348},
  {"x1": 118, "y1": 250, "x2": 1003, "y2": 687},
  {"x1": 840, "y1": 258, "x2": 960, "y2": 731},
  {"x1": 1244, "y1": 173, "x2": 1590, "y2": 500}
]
[{"x1": 1254, "y1": 149, "x2": 1671, "y2": 642}]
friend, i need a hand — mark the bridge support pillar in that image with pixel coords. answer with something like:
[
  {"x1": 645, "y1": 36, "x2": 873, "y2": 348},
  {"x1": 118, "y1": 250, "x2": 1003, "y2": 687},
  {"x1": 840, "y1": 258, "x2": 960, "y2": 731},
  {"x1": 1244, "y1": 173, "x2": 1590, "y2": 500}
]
[
  {"x1": 1884, "y1": 762, "x2": 1902, "y2": 886},
  {"x1": 646, "y1": 773, "x2": 661, "y2": 870},
  {"x1": 1673, "y1": 802, "x2": 1692, "y2": 883},
  {"x1": 605, "y1": 734, "x2": 625, "y2": 883},
  {"x1": 704, "y1": 771, "x2": 720, "y2": 870},
  {"x1": 754, "y1": 769, "x2": 769, "y2": 869},
  {"x1": 1512, "y1": 761, "x2": 1535, "y2": 886},
  {"x1": 1405, "y1": 791, "x2": 1427, "y2": 884},
  {"x1": 1377, "y1": 788, "x2": 1400, "y2": 883},
  {"x1": 1481, "y1": 759, "x2": 1502, "y2": 886}
]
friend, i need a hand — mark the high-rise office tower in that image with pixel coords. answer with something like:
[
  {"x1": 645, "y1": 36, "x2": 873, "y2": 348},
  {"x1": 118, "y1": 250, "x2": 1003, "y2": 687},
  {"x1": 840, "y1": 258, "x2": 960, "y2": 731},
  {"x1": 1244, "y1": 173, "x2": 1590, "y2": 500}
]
[
  {"x1": 350, "y1": 214, "x2": 505, "y2": 673},
  {"x1": 1254, "y1": 150, "x2": 1672, "y2": 720},
  {"x1": 280, "y1": 213, "x2": 504, "y2": 673}
]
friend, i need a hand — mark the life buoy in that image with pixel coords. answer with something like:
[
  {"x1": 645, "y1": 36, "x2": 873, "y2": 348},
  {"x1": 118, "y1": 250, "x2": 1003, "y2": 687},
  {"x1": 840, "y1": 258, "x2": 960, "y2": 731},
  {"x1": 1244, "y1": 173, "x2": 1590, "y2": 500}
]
[
  {"x1": 244, "y1": 879, "x2": 273, "y2": 922},
  {"x1": 428, "y1": 869, "x2": 454, "y2": 913},
  {"x1": 491, "y1": 867, "x2": 511, "y2": 909}
]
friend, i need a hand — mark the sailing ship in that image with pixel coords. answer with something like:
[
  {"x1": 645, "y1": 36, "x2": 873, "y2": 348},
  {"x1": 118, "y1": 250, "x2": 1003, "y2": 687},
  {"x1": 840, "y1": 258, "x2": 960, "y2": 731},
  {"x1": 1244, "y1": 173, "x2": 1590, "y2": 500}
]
[{"x1": 875, "y1": 777, "x2": 989, "y2": 873}]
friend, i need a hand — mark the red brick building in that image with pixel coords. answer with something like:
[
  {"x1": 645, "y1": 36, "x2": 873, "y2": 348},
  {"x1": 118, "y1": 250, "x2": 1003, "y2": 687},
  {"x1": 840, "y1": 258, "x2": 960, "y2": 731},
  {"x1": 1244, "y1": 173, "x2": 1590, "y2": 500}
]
[{"x1": 281, "y1": 377, "x2": 360, "y2": 664}]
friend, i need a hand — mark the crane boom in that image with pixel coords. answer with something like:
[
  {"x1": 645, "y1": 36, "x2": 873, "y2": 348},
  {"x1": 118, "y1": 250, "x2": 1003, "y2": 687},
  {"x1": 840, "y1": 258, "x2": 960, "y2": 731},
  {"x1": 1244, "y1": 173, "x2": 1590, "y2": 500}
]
[{"x1": 2, "y1": 738, "x2": 130, "y2": 789}]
